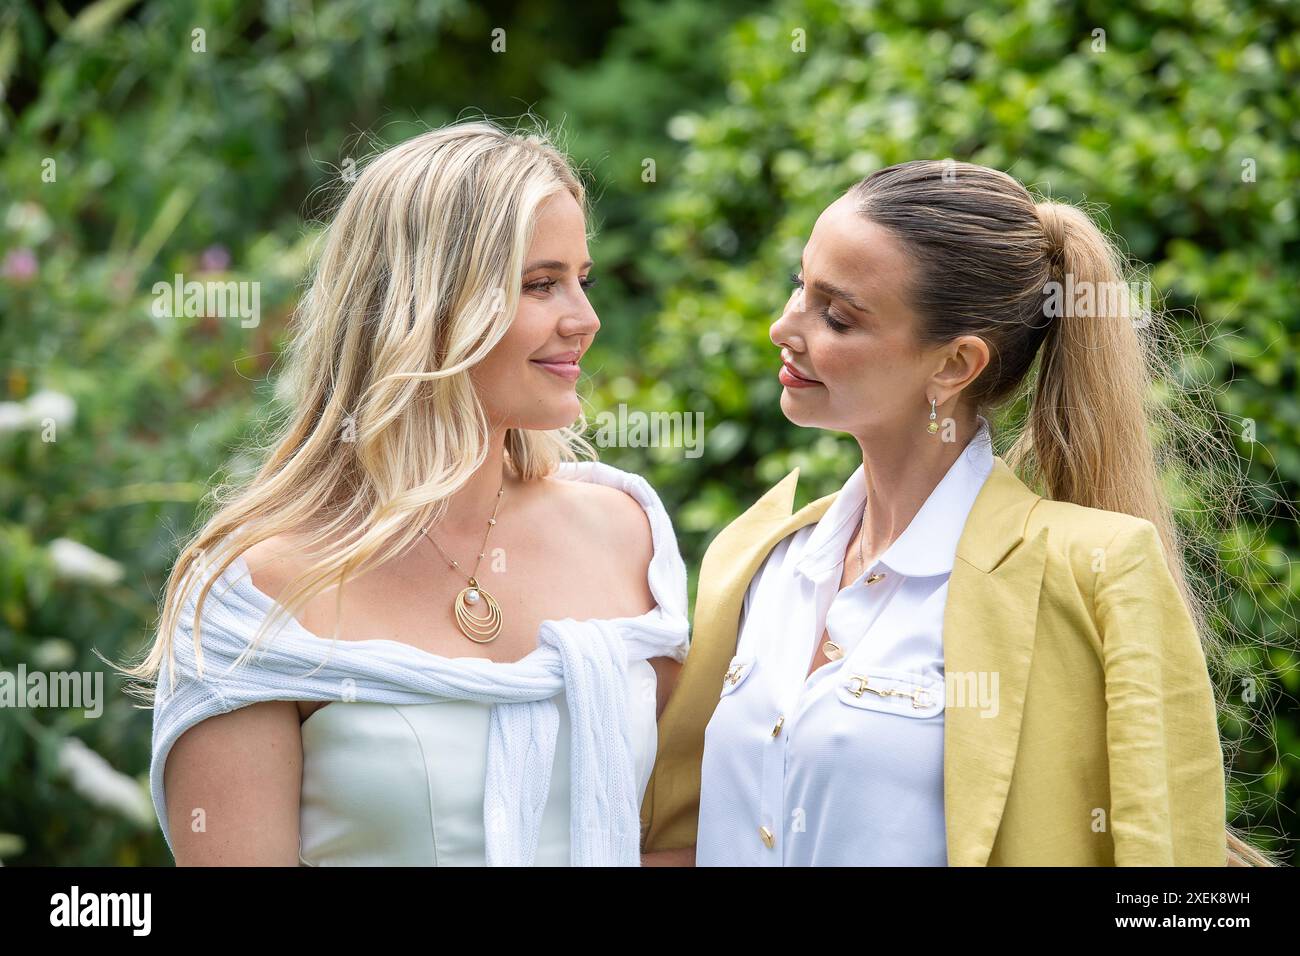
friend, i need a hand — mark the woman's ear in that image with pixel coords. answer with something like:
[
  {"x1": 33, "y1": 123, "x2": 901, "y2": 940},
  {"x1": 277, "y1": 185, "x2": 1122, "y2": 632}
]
[{"x1": 928, "y1": 334, "x2": 990, "y2": 405}]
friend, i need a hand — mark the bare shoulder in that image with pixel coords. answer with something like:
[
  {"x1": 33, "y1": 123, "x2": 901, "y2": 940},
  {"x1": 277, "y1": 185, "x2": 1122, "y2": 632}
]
[
  {"x1": 543, "y1": 469, "x2": 656, "y2": 561},
  {"x1": 238, "y1": 533, "x2": 315, "y2": 600},
  {"x1": 542, "y1": 471, "x2": 678, "y2": 705},
  {"x1": 535, "y1": 470, "x2": 657, "y2": 613}
]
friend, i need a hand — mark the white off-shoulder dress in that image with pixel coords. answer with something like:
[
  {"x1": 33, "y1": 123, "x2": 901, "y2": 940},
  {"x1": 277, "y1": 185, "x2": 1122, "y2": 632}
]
[
  {"x1": 295, "y1": 662, "x2": 658, "y2": 865},
  {"x1": 150, "y1": 461, "x2": 690, "y2": 867}
]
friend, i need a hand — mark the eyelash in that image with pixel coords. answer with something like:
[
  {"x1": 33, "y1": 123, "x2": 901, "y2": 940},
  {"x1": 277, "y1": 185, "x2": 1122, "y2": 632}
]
[
  {"x1": 790, "y1": 272, "x2": 851, "y2": 333},
  {"x1": 525, "y1": 276, "x2": 597, "y2": 295}
]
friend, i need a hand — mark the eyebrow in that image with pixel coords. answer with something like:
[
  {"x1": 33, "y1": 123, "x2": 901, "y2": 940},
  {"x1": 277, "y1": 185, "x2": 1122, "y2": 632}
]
[
  {"x1": 800, "y1": 255, "x2": 868, "y2": 312},
  {"x1": 523, "y1": 259, "x2": 594, "y2": 273}
]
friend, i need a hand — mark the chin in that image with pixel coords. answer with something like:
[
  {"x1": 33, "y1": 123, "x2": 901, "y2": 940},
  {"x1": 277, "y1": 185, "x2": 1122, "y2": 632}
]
[
  {"x1": 516, "y1": 397, "x2": 582, "y2": 431},
  {"x1": 779, "y1": 390, "x2": 821, "y2": 427}
]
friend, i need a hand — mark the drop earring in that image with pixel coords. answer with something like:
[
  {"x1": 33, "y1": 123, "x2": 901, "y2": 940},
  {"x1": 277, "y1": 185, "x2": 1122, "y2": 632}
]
[{"x1": 927, "y1": 398, "x2": 939, "y2": 434}]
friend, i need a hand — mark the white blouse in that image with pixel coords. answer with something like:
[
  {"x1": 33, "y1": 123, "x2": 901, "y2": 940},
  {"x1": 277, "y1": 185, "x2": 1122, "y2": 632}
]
[{"x1": 696, "y1": 419, "x2": 994, "y2": 866}]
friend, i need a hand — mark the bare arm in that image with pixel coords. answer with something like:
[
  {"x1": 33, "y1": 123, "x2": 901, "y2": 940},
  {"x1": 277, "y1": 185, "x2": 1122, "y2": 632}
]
[
  {"x1": 163, "y1": 698, "x2": 303, "y2": 866},
  {"x1": 638, "y1": 655, "x2": 696, "y2": 866},
  {"x1": 592, "y1": 483, "x2": 685, "y2": 723},
  {"x1": 647, "y1": 655, "x2": 682, "y2": 720}
]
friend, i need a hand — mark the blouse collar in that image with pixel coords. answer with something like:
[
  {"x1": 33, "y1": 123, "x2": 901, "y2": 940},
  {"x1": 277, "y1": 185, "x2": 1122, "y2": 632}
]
[{"x1": 795, "y1": 416, "x2": 994, "y2": 582}]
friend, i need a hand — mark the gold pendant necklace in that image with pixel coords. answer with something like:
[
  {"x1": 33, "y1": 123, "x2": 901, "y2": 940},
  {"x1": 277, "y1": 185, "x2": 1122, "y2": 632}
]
[
  {"x1": 419, "y1": 478, "x2": 506, "y2": 644},
  {"x1": 824, "y1": 514, "x2": 867, "y2": 662}
]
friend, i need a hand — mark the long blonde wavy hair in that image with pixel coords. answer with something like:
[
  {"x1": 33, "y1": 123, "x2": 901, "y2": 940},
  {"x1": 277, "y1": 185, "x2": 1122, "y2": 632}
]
[
  {"x1": 120, "y1": 118, "x2": 596, "y2": 696},
  {"x1": 850, "y1": 160, "x2": 1288, "y2": 867}
]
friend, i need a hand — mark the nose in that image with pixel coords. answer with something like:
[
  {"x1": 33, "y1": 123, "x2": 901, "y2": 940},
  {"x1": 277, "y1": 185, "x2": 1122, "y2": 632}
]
[
  {"x1": 770, "y1": 294, "x2": 804, "y2": 353},
  {"x1": 559, "y1": 281, "x2": 600, "y2": 342}
]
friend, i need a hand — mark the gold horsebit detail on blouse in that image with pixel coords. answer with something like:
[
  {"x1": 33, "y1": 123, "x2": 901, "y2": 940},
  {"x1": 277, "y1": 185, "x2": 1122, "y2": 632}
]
[{"x1": 847, "y1": 674, "x2": 934, "y2": 709}]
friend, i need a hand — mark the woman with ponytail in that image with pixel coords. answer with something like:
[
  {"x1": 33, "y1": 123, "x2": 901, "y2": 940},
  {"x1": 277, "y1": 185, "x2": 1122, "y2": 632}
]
[{"x1": 639, "y1": 160, "x2": 1272, "y2": 866}]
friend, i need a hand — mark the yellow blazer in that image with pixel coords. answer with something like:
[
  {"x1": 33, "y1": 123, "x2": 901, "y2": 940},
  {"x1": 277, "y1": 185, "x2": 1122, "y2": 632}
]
[{"x1": 640, "y1": 456, "x2": 1227, "y2": 865}]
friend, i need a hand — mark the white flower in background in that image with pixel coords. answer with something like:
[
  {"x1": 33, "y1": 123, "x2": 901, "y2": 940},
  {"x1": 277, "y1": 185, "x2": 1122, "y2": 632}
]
[
  {"x1": 0, "y1": 402, "x2": 26, "y2": 435},
  {"x1": 32, "y1": 638, "x2": 77, "y2": 670},
  {"x1": 5, "y1": 201, "x2": 53, "y2": 244},
  {"x1": 667, "y1": 114, "x2": 699, "y2": 141},
  {"x1": 48, "y1": 538, "x2": 125, "y2": 586},
  {"x1": 0, "y1": 389, "x2": 75, "y2": 434},
  {"x1": 57, "y1": 736, "x2": 154, "y2": 827},
  {"x1": 0, "y1": 832, "x2": 25, "y2": 865},
  {"x1": 24, "y1": 389, "x2": 76, "y2": 427}
]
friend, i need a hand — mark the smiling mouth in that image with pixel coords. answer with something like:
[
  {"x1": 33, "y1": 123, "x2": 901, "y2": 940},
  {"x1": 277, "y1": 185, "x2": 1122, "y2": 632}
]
[
  {"x1": 780, "y1": 360, "x2": 822, "y2": 385},
  {"x1": 530, "y1": 357, "x2": 581, "y2": 381}
]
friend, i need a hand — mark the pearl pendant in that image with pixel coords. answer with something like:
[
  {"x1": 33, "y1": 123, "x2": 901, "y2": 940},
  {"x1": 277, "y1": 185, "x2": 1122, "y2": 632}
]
[{"x1": 455, "y1": 578, "x2": 502, "y2": 643}]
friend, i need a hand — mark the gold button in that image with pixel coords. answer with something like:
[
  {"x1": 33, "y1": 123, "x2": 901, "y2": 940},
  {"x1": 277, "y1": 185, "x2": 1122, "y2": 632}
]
[
  {"x1": 759, "y1": 825, "x2": 775, "y2": 848},
  {"x1": 771, "y1": 714, "x2": 784, "y2": 737},
  {"x1": 866, "y1": 572, "x2": 886, "y2": 585},
  {"x1": 822, "y1": 640, "x2": 842, "y2": 661}
]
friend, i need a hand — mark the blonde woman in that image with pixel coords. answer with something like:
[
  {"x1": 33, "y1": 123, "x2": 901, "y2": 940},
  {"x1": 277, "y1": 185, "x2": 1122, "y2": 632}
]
[
  {"x1": 639, "y1": 161, "x2": 1273, "y2": 867},
  {"x1": 121, "y1": 120, "x2": 689, "y2": 866}
]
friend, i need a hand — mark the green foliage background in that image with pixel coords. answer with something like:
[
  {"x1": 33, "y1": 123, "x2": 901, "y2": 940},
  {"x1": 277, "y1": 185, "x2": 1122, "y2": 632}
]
[{"x1": 1, "y1": 0, "x2": 1295, "y2": 864}]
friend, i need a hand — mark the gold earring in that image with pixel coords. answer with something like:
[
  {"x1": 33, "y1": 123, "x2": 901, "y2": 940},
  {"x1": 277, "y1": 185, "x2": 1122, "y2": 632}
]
[{"x1": 927, "y1": 398, "x2": 939, "y2": 434}]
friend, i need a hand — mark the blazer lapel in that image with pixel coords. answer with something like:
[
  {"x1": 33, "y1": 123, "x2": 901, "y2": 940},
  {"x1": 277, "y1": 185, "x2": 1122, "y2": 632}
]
[
  {"x1": 640, "y1": 468, "x2": 835, "y2": 849},
  {"x1": 941, "y1": 458, "x2": 1047, "y2": 865}
]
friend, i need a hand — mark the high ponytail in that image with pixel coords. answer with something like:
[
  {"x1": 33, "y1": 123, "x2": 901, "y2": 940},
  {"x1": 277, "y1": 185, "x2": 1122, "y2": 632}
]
[
  {"x1": 1019, "y1": 201, "x2": 1277, "y2": 868},
  {"x1": 849, "y1": 160, "x2": 1282, "y2": 867},
  {"x1": 1010, "y1": 202, "x2": 1187, "y2": 610},
  {"x1": 1013, "y1": 202, "x2": 1169, "y2": 552}
]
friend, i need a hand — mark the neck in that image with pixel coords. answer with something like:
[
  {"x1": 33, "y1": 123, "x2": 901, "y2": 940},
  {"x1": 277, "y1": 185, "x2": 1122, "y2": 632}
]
[
  {"x1": 438, "y1": 428, "x2": 524, "y2": 536},
  {"x1": 852, "y1": 413, "x2": 980, "y2": 563}
]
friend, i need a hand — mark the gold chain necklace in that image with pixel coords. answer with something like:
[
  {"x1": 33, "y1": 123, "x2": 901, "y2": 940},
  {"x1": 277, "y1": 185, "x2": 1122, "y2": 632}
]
[
  {"x1": 824, "y1": 512, "x2": 868, "y2": 664},
  {"x1": 825, "y1": 506, "x2": 889, "y2": 664},
  {"x1": 419, "y1": 479, "x2": 506, "y2": 643},
  {"x1": 856, "y1": 509, "x2": 887, "y2": 586},
  {"x1": 857, "y1": 511, "x2": 866, "y2": 575}
]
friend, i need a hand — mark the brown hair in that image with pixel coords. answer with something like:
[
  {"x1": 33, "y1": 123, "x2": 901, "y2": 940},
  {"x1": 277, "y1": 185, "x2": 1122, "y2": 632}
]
[{"x1": 849, "y1": 160, "x2": 1276, "y2": 867}]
